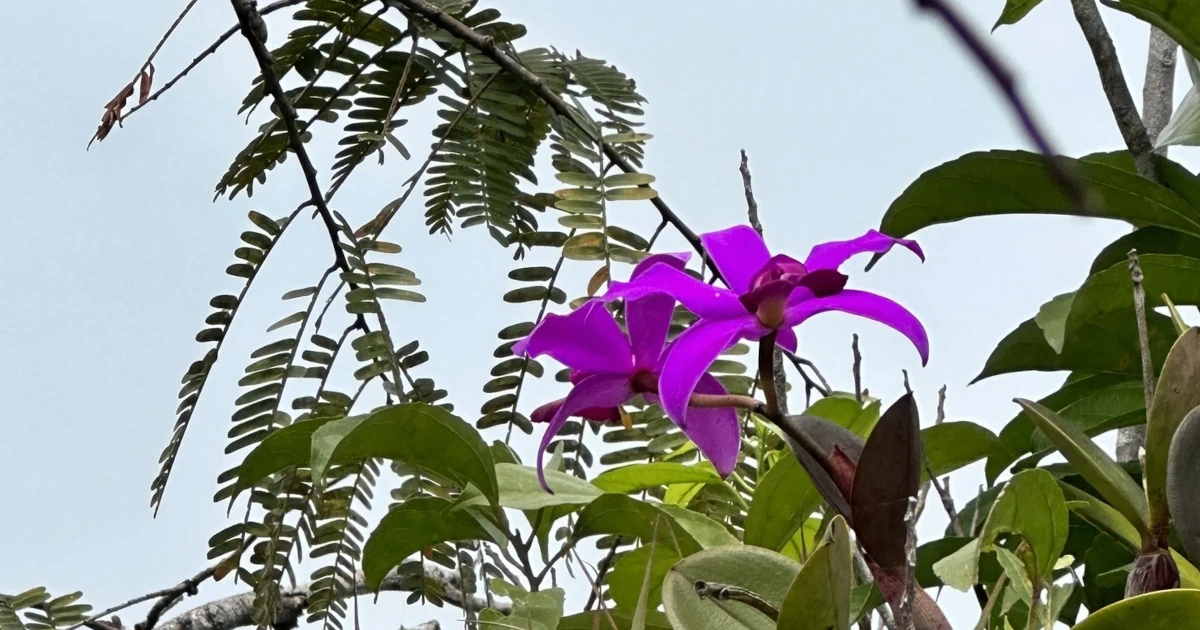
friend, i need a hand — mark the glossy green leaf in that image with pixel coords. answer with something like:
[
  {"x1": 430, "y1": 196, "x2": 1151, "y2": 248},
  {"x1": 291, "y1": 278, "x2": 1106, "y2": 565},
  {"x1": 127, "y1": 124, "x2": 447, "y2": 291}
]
[
  {"x1": 479, "y1": 581, "x2": 564, "y2": 630},
  {"x1": 313, "y1": 403, "x2": 498, "y2": 504},
  {"x1": 610, "y1": 543, "x2": 680, "y2": 610},
  {"x1": 1034, "y1": 291, "x2": 1074, "y2": 353},
  {"x1": 994, "y1": 0, "x2": 1045, "y2": 29},
  {"x1": 803, "y1": 395, "x2": 881, "y2": 438},
  {"x1": 454, "y1": 463, "x2": 602, "y2": 511},
  {"x1": 593, "y1": 462, "x2": 722, "y2": 494},
  {"x1": 236, "y1": 416, "x2": 341, "y2": 489},
  {"x1": 879, "y1": 150, "x2": 1200, "y2": 241},
  {"x1": 661, "y1": 546, "x2": 801, "y2": 630},
  {"x1": 1017, "y1": 399, "x2": 1150, "y2": 536},
  {"x1": 572, "y1": 494, "x2": 703, "y2": 555},
  {"x1": 777, "y1": 515, "x2": 852, "y2": 630},
  {"x1": 1063, "y1": 482, "x2": 1200, "y2": 588},
  {"x1": 1090, "y1": 226, "x2": 1200, "y2": 275},
  {"x1": 658, "y1": 504, "x2": 739, "y2": 549},
  {"x1": 1145, "y1": 328, "x2": 1200, "y2": 541},
  {"x1": 744, "y1": 457, "x2": 822, "y2": 552},
  {"x1": 981, "y1": 469, "x2": 1069, "y2": 580},
  {"x1": 1100, "y1": 1, "x2": 1200, "y2": 61},
  {"x1": 1072, "y1": 589, "x2": 1200, "y2": 630},
  {"x1": 361, "y1": 496, "x2": 491, "y2": 588},
  {"x1": 921, "y1": 421, "x2": 1004, "y2": 478},
  {"x1": 558, "y1": 609, "x2": 671, "y2": 630}
]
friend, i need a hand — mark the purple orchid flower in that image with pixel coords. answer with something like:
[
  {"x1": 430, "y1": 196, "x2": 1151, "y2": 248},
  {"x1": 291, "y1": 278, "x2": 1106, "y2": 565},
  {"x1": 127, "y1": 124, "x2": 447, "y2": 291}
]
[
  {"x1": 512, "y1": 253, "x2": 740, "y2": 491},
  {"x1": 600, "y1": 225, "x2": 929, "y2": 428}
]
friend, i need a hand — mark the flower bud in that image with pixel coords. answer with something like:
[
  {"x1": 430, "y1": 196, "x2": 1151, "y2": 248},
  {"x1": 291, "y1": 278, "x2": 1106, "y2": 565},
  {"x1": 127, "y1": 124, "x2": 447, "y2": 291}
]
[{"x1": 1125, "y1": 547, "x2": 1180, "y2": 597}]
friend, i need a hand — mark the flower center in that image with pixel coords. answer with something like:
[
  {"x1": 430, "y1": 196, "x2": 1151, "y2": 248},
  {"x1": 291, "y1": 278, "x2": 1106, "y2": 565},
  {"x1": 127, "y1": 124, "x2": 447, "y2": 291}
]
[
  {"x1": 631, "y1": 370, "x2": 659, "y2": 394},
  {"x1": 740, "y1": 257, "x2": 849, "y2": 329}
]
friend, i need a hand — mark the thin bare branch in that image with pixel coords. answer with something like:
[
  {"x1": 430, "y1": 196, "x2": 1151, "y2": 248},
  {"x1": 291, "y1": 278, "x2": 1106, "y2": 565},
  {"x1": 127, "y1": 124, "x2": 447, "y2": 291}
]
[
  {"x1": 1120, "y1": 249, "x2": 1155, "y2": 462},
  {"x1": 1069, "y1": 0, "x2": 1158, "y2": 180},
  {"x1": 381, "y1": 0, "x2": 720, "y2": 279},
  {"x1": 913, "y1": 0, "x2": 1093, "y2": 212}
]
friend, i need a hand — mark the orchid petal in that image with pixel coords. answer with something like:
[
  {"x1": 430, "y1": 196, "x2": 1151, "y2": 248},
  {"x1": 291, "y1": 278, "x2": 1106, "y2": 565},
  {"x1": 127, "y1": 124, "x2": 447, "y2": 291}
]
[
  {"x1": 627, "y1": 254, "x2": 688, "y2": 370},
  {"x1": 683, "y1": 373, "x2": 741, "y2": 477},
  {"x1": 531, "y1": 397, "x2": 620, "y2": 425},
  {"x1": 783, "y1": 289, "x2": 929, "y2": 365},
  {"x1": 658, "y1": 318, "x2": 751, "y2": 428},
  {"x1": 603, "y1": 263, "x2": 745, "y2": 320},
  {"x1": 804, "y1": 230, "x2": 924, "y2": 271},
  {"x1": 700, "y1": 225, "x2": 772, "y2": 294},
  {"x1": 632, "y1": 251, "x2": 691, "y2": 279},
  {"x1": 536, "y1": 374, "x2": 635, "y2": 491},
  {"x1": 776, "y1": 326, "x2": 798, "y2": 353},
  {"x1": 512, "y1": 300, "x2": 633, "y2": 374}
]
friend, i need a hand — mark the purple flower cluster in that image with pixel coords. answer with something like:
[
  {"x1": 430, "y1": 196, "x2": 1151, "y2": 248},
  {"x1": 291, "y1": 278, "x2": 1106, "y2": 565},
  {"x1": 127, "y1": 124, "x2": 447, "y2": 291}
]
[{"x1": 514, "y1": 224, "x2": 928, "y2": 490}]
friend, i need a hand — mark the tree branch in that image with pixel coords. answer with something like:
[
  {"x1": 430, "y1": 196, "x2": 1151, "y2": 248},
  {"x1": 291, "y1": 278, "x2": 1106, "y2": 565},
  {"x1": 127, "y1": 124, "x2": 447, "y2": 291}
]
[
  {"x1": 1120, "y1": 249, "x2": 1155, "y2": 461},
  {"x1": 380, "y1": 0, "x2": 719, "y2": 279},
  {"x1": 115, "y1": 0, "x2": 306, "y2": 128},
  {"x1": 137, "y1": 563, "x2": 507, "y2": 630},
  {"x1": 1142, "y1": 28, "x2": 1178, "y2": 149},
  {"x1": 1069, "y1": 0, "x2": 1158, "y2": 180},
  {"x1": 913, "y1": 0, "x2": 1093, "y2": 213}
]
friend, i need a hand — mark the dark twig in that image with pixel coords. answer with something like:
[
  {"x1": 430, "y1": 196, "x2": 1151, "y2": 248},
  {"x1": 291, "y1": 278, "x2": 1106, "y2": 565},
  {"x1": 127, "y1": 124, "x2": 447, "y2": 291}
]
[
  {"x1": 741, "y1": 151, "x2": 789, "y2": 415},
  {"x1": 693, "y1": 582, "x2": 779, "y2": 621},
  {"x1": 227, "y1": 0, "x2": 359, "y2": 300},
  {"x1": 132, "y1": 568, "x2": 218, "y2": 630},
  {"x1": 116, "y1": 0, "x2": 306, "y2": 126},
  {"x1": 897, "y1": 497, "x2": 918, "y2": 630},
  {"x1": 1121, "y1": 249, "x2": 1155, "y2": 462},
  {"x1": 381, "y1": 0, "x2": 719, "y2": 278},
  {"x1": 584, "y1": 541, "x2": 622, "y2": 611},
  {"x1": 852, "y1": 334, "x2": 863, "y2": 403},
  {"x1": 913, "y1": 0, "x2": 1092, "y2": 212},
  {"x1": 783, "y1": 350, "x2": 831, "y2": 397},
  {"x1": 1069, "y1": 0, "x2": 1158, "y2": 180}
]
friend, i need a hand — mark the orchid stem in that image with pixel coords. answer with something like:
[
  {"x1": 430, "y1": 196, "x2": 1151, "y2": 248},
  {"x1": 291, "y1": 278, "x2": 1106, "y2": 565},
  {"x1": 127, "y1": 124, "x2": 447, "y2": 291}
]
[{"x1": 758, "y1": 332, "x2": 782, "y2": 419}]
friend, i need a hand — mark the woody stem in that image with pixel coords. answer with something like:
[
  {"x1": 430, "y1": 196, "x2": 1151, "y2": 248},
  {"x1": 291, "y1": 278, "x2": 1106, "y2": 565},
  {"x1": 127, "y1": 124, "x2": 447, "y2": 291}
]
[{"x1": 758, "y1": 331, "x2": 782, "y2": 419}]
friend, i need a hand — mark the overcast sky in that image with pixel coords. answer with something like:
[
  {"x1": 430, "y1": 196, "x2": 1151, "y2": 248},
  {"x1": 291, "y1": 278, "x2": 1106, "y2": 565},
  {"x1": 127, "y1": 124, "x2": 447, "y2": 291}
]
[{"x1": 2, "y1": 1, "x2": 1194, "y2": 628}]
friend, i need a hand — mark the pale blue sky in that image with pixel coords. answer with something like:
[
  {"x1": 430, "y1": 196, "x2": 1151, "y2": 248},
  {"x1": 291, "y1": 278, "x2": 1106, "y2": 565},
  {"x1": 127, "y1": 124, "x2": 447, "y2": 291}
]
[{"x1": 1, "y1": 1, "x2": 1192, "y2": 628}]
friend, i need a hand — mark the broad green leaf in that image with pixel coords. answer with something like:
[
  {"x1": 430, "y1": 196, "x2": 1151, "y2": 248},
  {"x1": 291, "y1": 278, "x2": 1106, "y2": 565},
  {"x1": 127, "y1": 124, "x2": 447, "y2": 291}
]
[
  {"x1": 921, "y1": 421, "x2": 1004, "y2": 478},
  {"x1": 236, "y1": 416, "x2": 340, "y2": 489},
  {"x1": 851, "y1": 394, "x2": 921, "y2": 569},
  {"x1": 744, "y1": 457, "x2": 822, "y2": 552},
  {"x1": 919, "y1": 537, "x2": 1002, "y2": 589},
  {"x1": 994, "y1": 547, "x2": 1034, "y2": 605},
  {"x1": 453, "y1": 463, "x2": 602, "y2": 511},
  {"x1": 975, "y1": 309, "x2": 1176, "y2": 383},
  {"x1": 480, "y1": 581, "x2": 564, "y2": 630},
  {"x1": 981, "y1": 469, "x2": 1069, "y2": 580},
  {"x1": 661, "y1": 546, "x2": 801, "y2": 630},
  {"x1": 1100, "y1": 1, "x2": 1200, "y2": 61},
  {"x1": 1062, "y1": 482, "x2": 1200, "y2": 588},
  {"x1": 879, "y1": 150, "x2": 1200, "y2": 240},
  {"x1": 932, "y1": 538, "x2": 983, "y2": 592},
  {"x1": 659, "y1": 504, "x2": 739, "y2": 549},
  {"x1": 1034, "y1": 291, "x2": 1074, "y2": 353},
  {"x1": 310, "y1": 415, "x2": 366, "y2": 484},
  {"x1": 1017, "y1": 399, "x2": 1150, "y2": 537},
  {"x1": 610, "y1": 543, "x2": 680, "y2": 610},
  {"x1": 314, "y1": 404, "x2": 498, "y2": 504},
  {"x1": 779, "y1": 518, "x2": 823, "y2": 563},
  {"x1": 558, "y1": 610, "x2": 671, "y2": 630},
  {"x1": 990, "y1": 373, "x2": 1140, "y2": 482},
  {"x1": 1156, "y1": 53, "x2": 1200, "y2": 148},
  {"x1": 593, "y1": 462, "x2": 722, "y2": 494},
  {"x1": 1072, "y1": 589, "x2": 1200, "y2": 630},
  {"x1": 361, "y1": 496, "x2": 490, "y2": 588},
  {"x1": 1145, "y1": 328, "x2": 1200, "y2": 542},
  {"x1": 803, "y1": 395, "x2": 881, "y2": 438},
  {"x1": 1090, "y1": 226, "x2": 1200, "y2": 275},
  {"x1": 1065, "y1": 254, "x2": 1200, "y2": 348},
  {"x1": 994, "y1": 0, "x2": 1045, "y2": 29},
  {"x1": 777, "y1": 515, "x2": 852, "y2": 630},
  {"x1": 573, "y1": 494, "x2": 704, "y2": 555}
]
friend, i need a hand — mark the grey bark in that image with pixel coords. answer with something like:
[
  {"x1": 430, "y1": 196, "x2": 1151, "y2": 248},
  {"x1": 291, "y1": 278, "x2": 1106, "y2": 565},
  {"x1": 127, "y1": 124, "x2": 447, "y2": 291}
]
[
  {"x1": 1118, "y1": 27, "x2": 1178, "y2": 463},
  {"x1": 151, "y1": 563, "x2": 506, "y2": 630}
]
